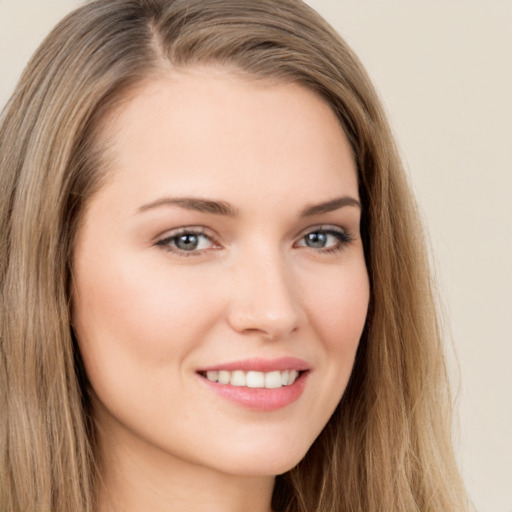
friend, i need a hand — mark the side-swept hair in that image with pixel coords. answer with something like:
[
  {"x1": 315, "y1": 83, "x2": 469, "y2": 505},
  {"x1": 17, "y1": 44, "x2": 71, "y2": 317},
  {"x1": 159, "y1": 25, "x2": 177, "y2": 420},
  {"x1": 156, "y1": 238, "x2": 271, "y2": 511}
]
[{"x1": 0, "y1": 1, "x2": 469, "y2": 510}]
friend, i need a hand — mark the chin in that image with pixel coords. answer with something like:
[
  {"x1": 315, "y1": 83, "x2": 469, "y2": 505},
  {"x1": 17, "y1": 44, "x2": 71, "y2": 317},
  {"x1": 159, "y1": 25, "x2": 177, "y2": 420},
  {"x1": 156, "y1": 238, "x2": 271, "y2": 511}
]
[{"x1": 209, "y1": 439, "x2": 312, "y2": 477}]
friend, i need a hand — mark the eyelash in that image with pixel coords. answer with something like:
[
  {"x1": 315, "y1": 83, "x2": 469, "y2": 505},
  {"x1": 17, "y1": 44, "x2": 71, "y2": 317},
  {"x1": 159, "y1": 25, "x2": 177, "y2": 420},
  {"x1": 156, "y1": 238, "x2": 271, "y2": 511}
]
[
  {"x1": 294, "y1": 226, "x2": 354, "y2": 254},
  {"x1": 154, "y1": 227, "x2": 219, "y2": 257},
  {"x1": 154, "y1": 225, "x2": 353, "y2": 257}
]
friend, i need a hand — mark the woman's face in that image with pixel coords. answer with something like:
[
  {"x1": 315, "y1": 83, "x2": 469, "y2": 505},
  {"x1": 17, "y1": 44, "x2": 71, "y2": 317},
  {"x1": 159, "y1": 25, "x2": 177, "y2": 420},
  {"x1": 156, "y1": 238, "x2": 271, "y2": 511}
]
[{"x1": 72, "y1": 67, "x2": 369, "y2": 478}]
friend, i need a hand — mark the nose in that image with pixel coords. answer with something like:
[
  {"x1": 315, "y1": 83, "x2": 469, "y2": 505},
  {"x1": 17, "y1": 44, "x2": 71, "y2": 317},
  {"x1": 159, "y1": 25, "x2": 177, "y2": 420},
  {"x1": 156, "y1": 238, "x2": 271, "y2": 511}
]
[{"x1": 226, "y1": 250, "x2": 303, "y2": 340}]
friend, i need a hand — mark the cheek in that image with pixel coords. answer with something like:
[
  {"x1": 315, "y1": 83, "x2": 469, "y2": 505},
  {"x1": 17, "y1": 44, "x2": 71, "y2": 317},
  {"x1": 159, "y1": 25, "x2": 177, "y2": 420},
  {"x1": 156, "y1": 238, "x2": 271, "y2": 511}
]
[
  {"x1": 71, "y1": 253, "x2": 228, "y2": 444},
  {"x1": 71, "y1": 249, "x2": 222, "y2": 386},
  {"x1": 303, "y1": 258, "x2": 369, "y2": 384},
  {"x1": 308, "y1": 259, "x2": 369, "y2": 342}
]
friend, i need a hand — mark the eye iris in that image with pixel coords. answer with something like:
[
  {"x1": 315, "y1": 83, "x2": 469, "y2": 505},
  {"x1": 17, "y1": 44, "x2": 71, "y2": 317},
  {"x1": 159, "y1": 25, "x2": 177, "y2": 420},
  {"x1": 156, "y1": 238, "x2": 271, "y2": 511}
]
[
  {"x1": 175, "y1": 234, "x2": 199, "y2": 250},
  {"x1": 305, "y1": 232, "x2": 328, "y2": 248}
]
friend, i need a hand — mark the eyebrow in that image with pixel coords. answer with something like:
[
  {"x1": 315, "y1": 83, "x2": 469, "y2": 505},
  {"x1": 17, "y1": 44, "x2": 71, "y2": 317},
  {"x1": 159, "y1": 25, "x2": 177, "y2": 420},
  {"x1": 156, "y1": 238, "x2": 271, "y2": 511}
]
[
  {"x1": 136, "y1": 195, "x2": 360, "y2": 217},
  {"x1": 299, "y1": 196, "x2": 361, "y2": 216},
  {"x1": 137, "y1": 197, "x2": 238, "y2": 216}
]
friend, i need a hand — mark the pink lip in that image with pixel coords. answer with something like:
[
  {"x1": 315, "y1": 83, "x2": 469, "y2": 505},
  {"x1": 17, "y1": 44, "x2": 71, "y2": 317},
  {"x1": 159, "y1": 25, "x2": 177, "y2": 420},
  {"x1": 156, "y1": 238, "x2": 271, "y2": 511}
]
[
  {"x1": 197, "y1": 357, "x2": 311, "y2": 373},
  {"x1": 197, "y1": 357, "x2": 311, "y2": 412}
]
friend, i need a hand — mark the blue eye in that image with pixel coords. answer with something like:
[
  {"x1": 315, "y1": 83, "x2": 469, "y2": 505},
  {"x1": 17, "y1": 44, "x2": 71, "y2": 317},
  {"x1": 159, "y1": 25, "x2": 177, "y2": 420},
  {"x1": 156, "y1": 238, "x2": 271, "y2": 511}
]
[
  {"x1": 296, "y1": 227, "x2": 352, "y2": 252},
  {"x1": 156, "y1": 229, "x2": 216, "y2": 254},
  {"x1": 303, "y1": 231, "x2": 330, "y2": 249}
]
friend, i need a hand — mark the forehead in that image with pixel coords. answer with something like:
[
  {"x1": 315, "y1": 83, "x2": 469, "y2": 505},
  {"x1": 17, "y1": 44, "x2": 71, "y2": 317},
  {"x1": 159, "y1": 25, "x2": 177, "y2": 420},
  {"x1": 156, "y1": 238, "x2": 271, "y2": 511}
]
[{"x1": 93, "y1": 66, "x2": 358, "y2": 212}]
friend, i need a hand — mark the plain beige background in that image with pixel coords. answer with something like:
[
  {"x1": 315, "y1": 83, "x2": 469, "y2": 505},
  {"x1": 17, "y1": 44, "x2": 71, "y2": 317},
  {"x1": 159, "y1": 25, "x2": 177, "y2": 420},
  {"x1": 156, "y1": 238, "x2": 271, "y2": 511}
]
[{"x1": 1, "y1": 1, "x2": 511, "y2": 511}]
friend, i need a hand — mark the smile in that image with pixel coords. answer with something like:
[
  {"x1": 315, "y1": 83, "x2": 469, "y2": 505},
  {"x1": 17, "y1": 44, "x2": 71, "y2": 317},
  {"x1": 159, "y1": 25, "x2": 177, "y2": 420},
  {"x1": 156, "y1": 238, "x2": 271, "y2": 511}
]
[
  {"x1": 197, "y1": 358, "x2": 311, "y2": 411},
  {"x1": 202, "y1": 369, "x2": 300, "y2": 388}
]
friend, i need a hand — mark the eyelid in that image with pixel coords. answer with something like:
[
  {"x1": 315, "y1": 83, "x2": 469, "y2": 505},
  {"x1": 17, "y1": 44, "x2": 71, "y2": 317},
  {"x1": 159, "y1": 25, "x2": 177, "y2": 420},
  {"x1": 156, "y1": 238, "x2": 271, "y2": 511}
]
[
  {"x1": 154, "y1": 226, "x2": 221, "y2": 255},
  {"x1": 295, "y1": 224, "x2": 350, "y2": 240},
  {"x1": 153, "y1": 223, "x2": 354, "y2": 257},
  {"x1": 294, "y1": 224, "x2": 354, "y2": 251}
]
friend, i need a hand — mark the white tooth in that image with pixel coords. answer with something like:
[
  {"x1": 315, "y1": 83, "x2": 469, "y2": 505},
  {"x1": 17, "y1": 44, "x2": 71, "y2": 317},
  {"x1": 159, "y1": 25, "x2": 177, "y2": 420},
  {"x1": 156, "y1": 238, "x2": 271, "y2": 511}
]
[
  {"x1": 230, "y1": 370, "x2": 246, "y2": 387},
  {"x1": 246, "y1": 371, "x2": 265, "y2": 388},
  {"x1": 281, "y1": 370, "x2": 289, "y2": 386},
  {"x1": 265, "y1": 371, "x2": 283, "y2": 389},
  {"x1": 287, "y1": 370, "x2": 299, "y2": 385},
  {"x1": 218, "y1": 370, "x2": 231, "y2": 385},
  {"x1": 206, "y1": 371, "x2": 219, "y2": 382}
]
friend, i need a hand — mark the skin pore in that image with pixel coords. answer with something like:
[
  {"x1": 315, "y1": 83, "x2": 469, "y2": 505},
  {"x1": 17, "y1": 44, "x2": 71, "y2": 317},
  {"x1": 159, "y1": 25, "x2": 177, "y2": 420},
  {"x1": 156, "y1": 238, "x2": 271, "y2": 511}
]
[{"x1": 71, "y1": 67, "x2": 370, "y2": 512}]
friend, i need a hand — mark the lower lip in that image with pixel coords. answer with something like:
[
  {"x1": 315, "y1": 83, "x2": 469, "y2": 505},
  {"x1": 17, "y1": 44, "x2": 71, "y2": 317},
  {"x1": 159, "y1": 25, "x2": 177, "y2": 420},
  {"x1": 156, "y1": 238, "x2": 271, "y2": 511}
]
[{"x1": 200, "y1": 372, "x2": 309, "y2": 412}]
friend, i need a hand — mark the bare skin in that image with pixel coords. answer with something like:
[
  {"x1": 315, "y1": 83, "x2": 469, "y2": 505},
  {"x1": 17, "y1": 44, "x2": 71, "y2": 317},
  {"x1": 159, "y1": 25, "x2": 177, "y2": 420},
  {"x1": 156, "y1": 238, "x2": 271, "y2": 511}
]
[{"x1": 72, "y1": 67, "x2": 369, "y2": 512}]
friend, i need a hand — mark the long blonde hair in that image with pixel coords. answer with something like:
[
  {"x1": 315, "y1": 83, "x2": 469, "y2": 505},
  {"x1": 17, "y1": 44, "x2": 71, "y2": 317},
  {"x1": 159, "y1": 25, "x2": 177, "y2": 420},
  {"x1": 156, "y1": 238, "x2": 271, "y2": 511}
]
[{"x1": 0, "y1": 1, "x2": 469, "y2": 511}]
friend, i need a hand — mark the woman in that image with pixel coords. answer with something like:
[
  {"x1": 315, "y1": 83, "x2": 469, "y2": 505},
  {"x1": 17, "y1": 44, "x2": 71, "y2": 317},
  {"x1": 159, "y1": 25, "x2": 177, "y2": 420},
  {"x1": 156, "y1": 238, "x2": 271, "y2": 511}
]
[{"x1": 0, "y1": 0, "x2": 470, "y2": 511}]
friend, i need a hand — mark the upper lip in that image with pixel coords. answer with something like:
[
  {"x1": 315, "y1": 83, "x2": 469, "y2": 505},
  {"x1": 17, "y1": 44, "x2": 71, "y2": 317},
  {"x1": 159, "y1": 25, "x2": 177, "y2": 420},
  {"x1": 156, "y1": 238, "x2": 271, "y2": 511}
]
[{"x1": 197, "y1": 357, "x2": 311, "y2": 373}]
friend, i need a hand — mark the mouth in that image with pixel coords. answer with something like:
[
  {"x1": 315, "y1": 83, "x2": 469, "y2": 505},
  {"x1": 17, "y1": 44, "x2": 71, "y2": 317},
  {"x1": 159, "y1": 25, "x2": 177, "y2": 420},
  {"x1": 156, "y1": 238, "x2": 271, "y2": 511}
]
[
  {"x1": 198, "y1": 369, "x2": 305, "y2": 388},
  {"x1": 196, "y1": 358, "x2": 311, "y2": 411}
]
